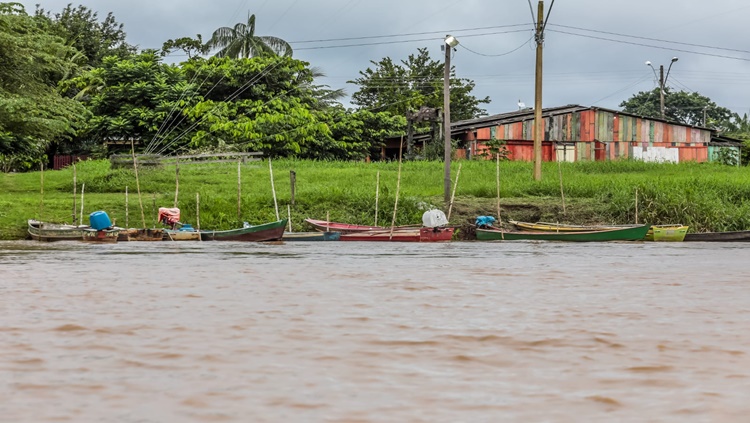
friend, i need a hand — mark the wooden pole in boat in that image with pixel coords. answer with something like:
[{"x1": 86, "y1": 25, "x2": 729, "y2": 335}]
[
  {"x1": 125, "y1": 186, "x2": 129, "y2": 228},
  {"x1": 237, "y1": 159, "x2": 241, "y2": 220},
  {"x1": 447, "y1": 163, "x2": 462, "y2": 222},
  {"x1": 269, "y1": 158, "x2": 280, "y2": 220},
  {"x1": 130, "y1": 139, "x2": 146, "y2": 229},
  {"x1": 496, "y1": 153, "x2": 504, "y2": 240},
  {"x1": 557, "y1": 150, "x2": 566, "y2": 215},
  {"x1": 389, "y1": 136, "x2": 404, "y2": 240},
  {"x1": 39, "y1": 162, "x2": 44, "y2": 221},
  {"x1": 374, "y1": 171, "x2": 380, "y2": 227},
  {"x1": 174, "y1": 160, "x2": 179, "y2": 208},
  {"x1": 80, "y1": 183, "x2": 85, "y2": 226},
  {"x1": 287, "y1": 205, "x2": 292, "y2": 232},
  {"x1": 72, "y1": 163, "x2": 77, "y2": 225},
  {"x1": 196, "y1": 192, "x2": 201, "y2": 241},
  {"x1": 635, "y1": 188, "x2": 639, "y2": 224}
]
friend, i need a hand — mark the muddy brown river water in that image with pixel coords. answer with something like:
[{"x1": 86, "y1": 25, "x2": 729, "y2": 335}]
[{"x1": 1, "y1": 240, "x2": 749, "y2": 422}]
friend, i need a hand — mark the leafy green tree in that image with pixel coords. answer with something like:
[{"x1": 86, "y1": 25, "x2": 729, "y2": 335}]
[
  {"x1": 724, "y1": 113, "x2": 750, "y2": 165},
  {"x1": 349, "y1": 47, "x2": 490, "y2": 121},
  {"x1": 308, "y1": 108, "x2": 406, "y2": 160},
  {"x1": 620, "y1": 89, "x2": 733, "y2": 128},
  {"x1": 161, "y1": 35, "x2": 208, "y2": 59},
  {"x1": 0, "y1": 2, "x2": 88, "y2": 163},
  {"x1": 34, "y1": 3, "x2": 135, "y2": 68},
  {"x1": 182, "y1": 56, "x2": 328, "y2": 156},
  {"x1": 62, "y1": 51, "x2": 197, "y2": 154},
  {"x1": 206, "y1": 14, "x2": 292, "y2": 59}
]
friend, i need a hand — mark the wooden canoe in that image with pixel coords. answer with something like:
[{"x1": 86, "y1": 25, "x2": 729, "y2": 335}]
[
  {"x1": 645, "y1": 225, "x2": 688, "y2": 242},
  {"x1": 684, "y1": 230, "x2": 750, "y2": 242},
  {"x1": 81, "y1": 228, "x2": 120, "y2": 243},
  {"x1": 200, "y1": 219, "x2": 286, "y2": 242},
  {"x1": 304, "y1": 218, "x2": 418, "y2": 234},
  {"x1": 117, "y1": 228, "x2": 164, "y2": 242},
  {"x1": 27, "y1": 220, "x2": 88, "y2": 242},
  {"x1": 340, "y1": 227, "x2": 454, "y2": 242},
  {"x1": 476, "y1": 224, "x2": 651, "y2": 242},
  {"x1": 282, "y1": 231, "x2": 341, "y2": 241},
  {"x1": 163, "y1": 229, "x2": 202, "y2": 241},
  {"x1": 510, "y1": 220, "x2": 632, "y2": 232}
]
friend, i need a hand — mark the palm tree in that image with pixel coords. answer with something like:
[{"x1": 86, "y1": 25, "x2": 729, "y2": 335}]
[{"x1": 206, "y1": 14, "x2": 292, "y2": 59}]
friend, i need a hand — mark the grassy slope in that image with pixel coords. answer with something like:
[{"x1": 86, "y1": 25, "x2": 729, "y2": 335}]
[{"x1": 2, "y1": 159, "x2": 750, "y2": 240}]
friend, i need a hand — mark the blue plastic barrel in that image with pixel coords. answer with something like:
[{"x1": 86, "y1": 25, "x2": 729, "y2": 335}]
[{"x1": 89, "y1": 211, "x2": 112, "y2": 230}]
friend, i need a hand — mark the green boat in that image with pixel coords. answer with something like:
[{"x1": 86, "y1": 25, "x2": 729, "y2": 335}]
[
  {"x1": 476, "y1": 224, "x2": 651, "y2": 242},
  {"x1": 200, "y1": 219, "x2": 287, "y2": 241}
]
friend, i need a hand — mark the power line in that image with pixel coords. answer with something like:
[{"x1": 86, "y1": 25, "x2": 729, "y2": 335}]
[
  {"x1": 288, "y1": 24, "x2": 531, "y2": 44},
  {"x1": 547, "y1": 29, "x2": 750, "y2": 62},
  {"x1": 459, "y1": 35, "x2": 534, "y2": 57},
  {"x1": 549, "y1": 24, "x2": 750, "y2": 55},
  {"x1": 294, "y1": 29, "x2": 530, "y2": 51}
]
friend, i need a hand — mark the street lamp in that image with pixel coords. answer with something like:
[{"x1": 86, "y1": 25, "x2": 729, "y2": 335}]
[
  {"x1": 443, "y1": 34, "x2": 459, "y2": 203},
  {"x1": 645, "y1": 57, "x2": 678, "y2": 119}
]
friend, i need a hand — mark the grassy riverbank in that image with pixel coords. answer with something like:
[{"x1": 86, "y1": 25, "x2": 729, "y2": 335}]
[{"x1": 2, "y1": 159, "x2": 750, "y2": 240}]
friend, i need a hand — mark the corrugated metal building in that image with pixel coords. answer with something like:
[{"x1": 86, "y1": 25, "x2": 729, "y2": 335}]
[{"x1": 450, "y1": 105, "x2": 740, "y2": 164}]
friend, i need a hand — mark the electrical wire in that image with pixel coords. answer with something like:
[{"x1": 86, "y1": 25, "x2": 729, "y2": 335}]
[
  {"x1": 294, "y1": 29, "x2": 531, "y2": 51},
  {"x1": 547, "y1": 29, "x2": 750, "y2": 62},
  {"x1": 549, "y1": 24, "x2": 750, "y2": 55},
  {"x1": 458, "y1": 35, "x2": 533, "y2": 57},
  {"x1": 288, "y1": 24, "x2": 532, "y2": 44},
  {"x1": 589, "y1": 73, "x2": 653, "y2": 105}
]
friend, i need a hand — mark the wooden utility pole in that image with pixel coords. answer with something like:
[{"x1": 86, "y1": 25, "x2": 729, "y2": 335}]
[
  {"x1": 659, "y1": 65, "x2": 665, "y2": 119},
  {"x1": 443, "y1": 35, "x2": 452, "y2": 202},
  {"x1": 533, "y1": 0, "x2": 545, "y2": 181}
]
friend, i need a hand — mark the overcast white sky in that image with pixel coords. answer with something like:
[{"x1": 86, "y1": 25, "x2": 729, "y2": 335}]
[{"x1": 19, "y1": 0, "x2": 750, "y2": 116}]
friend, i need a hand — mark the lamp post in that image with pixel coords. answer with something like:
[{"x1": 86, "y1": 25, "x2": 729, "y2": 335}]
[
  {"x1": 443, "y1": 34, "x2": 459, "y2": 203},
  {"x1": 646, "y1": 57, "x2": 678, "y2": 119}
]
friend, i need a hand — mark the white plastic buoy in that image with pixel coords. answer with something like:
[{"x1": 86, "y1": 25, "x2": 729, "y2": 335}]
[{"x1": 422, "y1": 210, "x2": 449, "y2": 228}]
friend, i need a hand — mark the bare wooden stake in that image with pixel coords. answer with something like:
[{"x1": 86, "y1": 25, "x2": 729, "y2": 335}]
[
  {"x1": 196, "y1": 192, "x2": 201, "y2": 241},
  {"x1": 389, "y1": 136, "x2": 404, "y2": 240},
  {"x1": 287, "y1": 205, "x2": 292, "y2": 232},
  {"x1": 290, "y1": 170, "x2": 296, "y2": 206},
  {"x1": 635, "y1": 188, "x2": 639, "y2": 224},
  {"x1": 557, "y1": 151, "x2": 566, "y2": 215},
  {"x1": 237, "y1": 159, "x2": 242, "y2": 220},
  {"x1": 131, "y1": 139, "x2": 146, "y2": 228},
  {"x1": 374, "y1": 171, "x2": 380, "y2": 227},
  {"x1": 326, "y1": 211, "x2": 330, "y2": 232},
  {"x1": 269, "y1": 158, "x2": 279, "y2": 220},
  {"x1": 80, "y1": 183, "x2": 85, "y2": 226},
  {"x1": 447, "y1": 163, "x2": 462, "y2": 222},
  {"x1": 39, "y1": 162, "x2": 44, "y2": 221},
  {"x1": 72, "y1": 163, "x2": 77, "y2": 225},
  {"x1": 174, "y1": 160, "x2": 179, "y2": 208},
  {"x1": 125, "y1": 186, "x2": 129, "y2": 228},
  {"x1": 497, "y1": 153, "x2": 504, "y2": 240}
]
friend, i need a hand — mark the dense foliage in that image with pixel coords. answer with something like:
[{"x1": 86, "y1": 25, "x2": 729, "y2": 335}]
[
  {"x1": 0, "y1": 2, "x2": 88, "y2": 169},
  {"x1": 349, "y1": 48, "x2": 490, "y2": 121}
]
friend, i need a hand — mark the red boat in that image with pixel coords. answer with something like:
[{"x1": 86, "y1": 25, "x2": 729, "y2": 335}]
[
  {"x1": 305, "y1": 218, "x2": 418, "y2": 234},
  {"x1": 339, "y1": 227, "x2": 454, "y2": 242}
]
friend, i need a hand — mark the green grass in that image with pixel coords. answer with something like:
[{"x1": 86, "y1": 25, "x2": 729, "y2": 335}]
[{"x1": 2, "y1": 158, "x2": 750, "y2": 239}]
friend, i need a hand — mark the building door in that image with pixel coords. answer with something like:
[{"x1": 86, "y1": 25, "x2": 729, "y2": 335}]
[{"x1": 555, "y1": 143, "x2": 575, "y2": 162}]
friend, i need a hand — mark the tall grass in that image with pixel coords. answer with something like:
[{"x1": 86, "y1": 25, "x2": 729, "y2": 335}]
[{"x1": 2, "y1": 158, "x2": 750, "y2": 239}]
